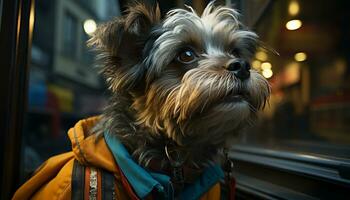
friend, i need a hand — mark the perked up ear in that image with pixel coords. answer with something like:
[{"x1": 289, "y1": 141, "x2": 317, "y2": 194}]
[{"x1": 88, "y1": 2, "x2": 161, "y2": 92}]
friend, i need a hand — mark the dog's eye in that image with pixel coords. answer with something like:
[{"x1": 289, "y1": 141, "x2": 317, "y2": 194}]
[{"x1": 177, "y1": 49, "x2": 197, "y2": 64}]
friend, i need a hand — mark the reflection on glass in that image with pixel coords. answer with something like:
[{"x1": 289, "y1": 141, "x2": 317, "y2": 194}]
[
  {"x1": 237, "y1": 0, "x2": 350, "y2": 159},
  {"x1": 22, "y1": 0, "x2": 120, "y2": 182}
]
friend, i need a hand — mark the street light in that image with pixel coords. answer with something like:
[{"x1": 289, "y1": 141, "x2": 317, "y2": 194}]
[{"x1": 83, "y1": 19, "x2": 97, "y2": 35}]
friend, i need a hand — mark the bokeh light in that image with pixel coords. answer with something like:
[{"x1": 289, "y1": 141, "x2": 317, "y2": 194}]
[
  {"x1": 286, "y1": 19, "x2": 302, "y2": 30},
  {"x1": 255, "y1": 51, "x2": 268, "y2": 61},
  {"x1": 288, "y1": 1, "x2": 300, "y2": 16},
  {"x1": 294, "y1": 52, "x2": 307, "y2": 62},
  {"x1": 261, "y1": 62, "x2": 272, "y2": 70},
  {"x1": 83, "y1": 19, "x2": 97, "y2": 35},
  {"x1": 252, "y1": 60, "x2": 261, "y2": 70},
  {"x1": 262, "y1": 68, "x2": 273, "y2": 79}
]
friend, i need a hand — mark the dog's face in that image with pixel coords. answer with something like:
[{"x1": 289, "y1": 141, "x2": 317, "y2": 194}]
[{"x1": 90, "y1": 2, "x2": 270, "y2": 148}]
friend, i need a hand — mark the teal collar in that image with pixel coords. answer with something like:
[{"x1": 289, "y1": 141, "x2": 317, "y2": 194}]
[{"x1": 104, "y1": 132, "x2": 224, "y2": 200}]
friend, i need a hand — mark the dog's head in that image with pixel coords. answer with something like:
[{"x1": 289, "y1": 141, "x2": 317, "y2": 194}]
[{"x1": 90, "y1": 2, "x2": 270, "y2": 148}]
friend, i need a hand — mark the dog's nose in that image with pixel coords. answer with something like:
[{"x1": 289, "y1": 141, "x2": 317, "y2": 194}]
[{"x1": 227, "y1": 60, "x2": 251, "y2": 80}]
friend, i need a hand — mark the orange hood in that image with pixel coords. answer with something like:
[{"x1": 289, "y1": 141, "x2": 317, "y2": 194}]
[
  {"x1": 67, "y1": 116, "x2": 119, "y2": 173},
  {"x1": 12, "y1": 117, "x2": 124, "y2": 200}
]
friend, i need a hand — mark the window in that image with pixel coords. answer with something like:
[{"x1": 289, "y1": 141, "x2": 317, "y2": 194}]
[
  {"x1": 235, "y1": 0, "x2": 350, "y2": 159},
  {"x1": 62, "y1": 11, "x2": 78, "y2": 58},
  {"x1": 230, "y1": 0, "x2": 350, "y2": 199},
  {"x1": 20, "y1": 0, "x2": 120, "y2": 185}
]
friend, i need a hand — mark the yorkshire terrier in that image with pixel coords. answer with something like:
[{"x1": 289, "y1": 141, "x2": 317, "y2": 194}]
[{"x1": 90, "y1": 0, "x2": 270, "y2": 196}]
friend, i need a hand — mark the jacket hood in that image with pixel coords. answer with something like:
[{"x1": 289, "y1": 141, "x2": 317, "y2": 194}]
[{"x1": 67, "y1": 116, "x2": 119, "y2": 173}]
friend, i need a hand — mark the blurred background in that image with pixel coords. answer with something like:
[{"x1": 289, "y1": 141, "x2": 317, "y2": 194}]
[{"x1": 21, "y1": 0, "x2": 350, "y2": 186}]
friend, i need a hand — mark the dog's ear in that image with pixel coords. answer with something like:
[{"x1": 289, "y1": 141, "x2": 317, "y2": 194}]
[{"x1": 89, "y1": 2, "x2": 161, "y2": 92}]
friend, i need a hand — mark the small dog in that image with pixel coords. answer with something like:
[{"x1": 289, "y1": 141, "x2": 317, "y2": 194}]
[{"x1": 90, "y1": 0, "x2": 270, "y2": 194}]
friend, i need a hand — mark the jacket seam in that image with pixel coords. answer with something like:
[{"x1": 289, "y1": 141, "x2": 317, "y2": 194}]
[{"x1": 73, "y1": 128, "x2": 88, "y2": 163}]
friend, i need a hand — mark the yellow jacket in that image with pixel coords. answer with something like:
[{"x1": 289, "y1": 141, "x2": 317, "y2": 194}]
[{"x1": 13, "y1": 117, "x2": 224, "y2": 200}]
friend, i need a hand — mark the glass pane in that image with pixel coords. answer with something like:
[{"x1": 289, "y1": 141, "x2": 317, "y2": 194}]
[
  {"x1": 21, "y1": 0, "x2": 120, "y2": 182},
  {"x1": 62, "y1": 11, "x2": 78, "y2": 58},
  {"x1": 236, "y1": 0, "x2": 350, "y2": 159}
]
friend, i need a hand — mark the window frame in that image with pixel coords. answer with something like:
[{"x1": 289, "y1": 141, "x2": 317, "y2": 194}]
[
  {"x1": 0, "y1": 0, "x2": 34, "y2": 199},
  {"x1": 230, "y1": 145, "x2": 350, "y2": 199}
]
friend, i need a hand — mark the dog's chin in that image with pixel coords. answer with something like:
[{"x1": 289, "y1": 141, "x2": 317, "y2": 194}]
[
  {"x1": 212, "y1": 94, "x2": 251, "y2": 113},
  {"x1": 197, "y1": 96, "x2": 252, "y2": 131},
  {"x1": 178, "y1": 99, "x2": 251, "y2": 147}
]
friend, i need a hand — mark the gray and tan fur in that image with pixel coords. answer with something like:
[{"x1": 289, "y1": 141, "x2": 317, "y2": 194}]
[{"x1": 90, "y1": 1, "x2": 270, "y2": 170}]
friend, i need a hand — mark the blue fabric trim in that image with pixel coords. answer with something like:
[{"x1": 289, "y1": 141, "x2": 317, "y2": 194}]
[
  {"x1": 179, "y1": 164, "x2": 224, "y2": 200},
  {"x1": 150, "y1": 172, "x2": 174, "y2": 199},
  {"x1": 104, "y1": 133, "x2": 164, "y2": 198},
  {"x1": 104, "y1": 132, "x2": 224, "y2": 199}
]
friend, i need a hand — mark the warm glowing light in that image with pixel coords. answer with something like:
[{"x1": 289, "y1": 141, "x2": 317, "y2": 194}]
[
  {"x1": 286, "y1": 19, "x2": 302, "y2": 30},
  {"x1": 262, "y1": 69, "x2": 273, "y2": 79},
  {"x1": 83, "y1": 19, "x2": 97, "y2": 35},
  {"x1": 261, "y1": 62, "x2": 272, "y2": 70},
  {"x1": 252, "y1": 60, "x2": 261, "y2": 69},
  {"x1": 294, "y1": 52, "x2": 307, "y2": 62},
  {"x1": 29, "y1": 1, "x2": 35, "y2": 35},
  {"x1": 284, "y1": 62, "x2": 300, "y2": 84},
  {"x1": 288, "y1": 1, "x2": 300, "y2": 16},
  {"x1": 255, "y1": 51, "x2": 268, "y2": 61}
]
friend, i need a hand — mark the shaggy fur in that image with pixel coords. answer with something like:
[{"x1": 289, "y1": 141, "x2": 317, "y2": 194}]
[{"x1": 89, "y1": 2, "x2": 270, "y2": 170}]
